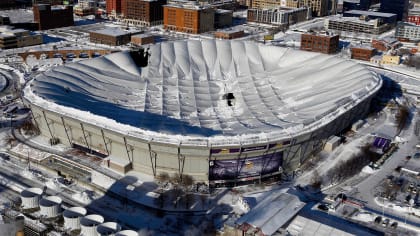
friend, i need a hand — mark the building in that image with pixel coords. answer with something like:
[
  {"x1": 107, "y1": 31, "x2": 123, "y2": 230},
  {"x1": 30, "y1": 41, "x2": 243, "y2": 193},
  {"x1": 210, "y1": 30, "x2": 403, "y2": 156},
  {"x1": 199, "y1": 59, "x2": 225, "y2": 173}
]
[
  {"x1": 381, "y1": 54, "x2": 400, "y2": 64},
  {"x1": 89, "y1": 27, "x2": 141, "y2": 46},
  {"x1": 343, "y1": 10, "x2": 397, "y2": 25},
  {"x1": 250, "y1": 0, "x2": 327, "y2": 17},
  {"x1": 0, "y1": 16, "x2": 10, "y2": 25},
  {"x1": 131, "y1": 33, "x2": 155, "y2": 45},
  {"x1": 106, "y1": 0, "x2": 122, "y2": 16},
  {"x1": 350, "y1": 46, "x2": 375, "y2": 61},
  {"x1": 247, "y1": 7, "x2": 310, "y2": 26},
  {"x1": 23, "y1": 40, "x2": 381, "y2": 184},
  {"x1": 122, "y1": 0, "x2": 166, "y2": 27},
  {"x1": 214, "y1": 29, "x2": 245, "y2": 39},
  {"x1": 0, "y1": 26, "x2": 43, "y2": 49},
  {"x1": 214, "y1": 9, "x2": 233, "y2": 28},
  {"x1": 380, "y1": 0, "x2": 409, "y2": 21},
  {"x1": 0, "y1": 212, "x2": 24, "y2": 236},
  {"x1": 33, "y1": 0, "x2": 71, "y2": 4},
  {"x1": 408, "y1": 8, "x2": 420, "y2": 26},
  {"x1": 343, "y1": 0, "x2": 371, "y2": 11},
  {"x1": 325, "y1": 16, "x2": 393, "y2": 35},
  {"x1": 303, "y1": 0, "x2": 329, "y2": 17},
  {"x1": 371, "y1": 37, "x2": 401, "y2": 51},
  {"x1": 74, "y1": 0, "x2": 99, "y2": 16},
  {"x1": 300, "y1": 33, "x2": 339, "y2": 54},
  {"x1": 395, "y1": 22, "x2": 420, "y2": 41},
  {"x1": 33, "y1": 4, "x2": 74, "y2": 30},
  {"x1": 163, "y1": 0, "x2": 215, "y2": 34},
  {"x1": 235, "y1": 193, "x2": 306, "y2": 236}
]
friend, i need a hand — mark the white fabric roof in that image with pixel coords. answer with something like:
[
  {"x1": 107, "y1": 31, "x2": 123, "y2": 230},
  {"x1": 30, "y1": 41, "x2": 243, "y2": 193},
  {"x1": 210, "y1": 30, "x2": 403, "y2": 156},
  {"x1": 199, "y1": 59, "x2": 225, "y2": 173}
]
[
  {"x1": 286, "y1": 216, "x2": 355, "y2": 236},
  {"x1": 236, "y1": 192, "x2": 305, "y2": 236},
  {"x1": 25, "y1": 40, "x2": 381, "y2": 145}
]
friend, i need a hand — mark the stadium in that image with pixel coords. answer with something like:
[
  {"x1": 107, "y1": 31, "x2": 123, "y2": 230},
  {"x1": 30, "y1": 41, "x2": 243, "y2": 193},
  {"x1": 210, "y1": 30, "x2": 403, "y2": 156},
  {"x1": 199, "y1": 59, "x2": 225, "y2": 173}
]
[{"x1": 22, "y1": 40, "x2": 382, "y2": 185}]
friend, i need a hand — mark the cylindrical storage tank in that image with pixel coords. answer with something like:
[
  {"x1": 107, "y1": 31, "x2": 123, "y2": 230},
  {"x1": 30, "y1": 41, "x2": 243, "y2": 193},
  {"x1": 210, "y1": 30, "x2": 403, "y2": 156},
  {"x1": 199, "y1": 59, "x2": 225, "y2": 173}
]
[
  {"x1": 39, "y1": 196, "x2": 62, "y2": 218},
  {"x1": 116, "y1": 230, "x2": 139, "y2": 236},
  {"x1": 96, "y1": 222, "x2": 121, "y2": 236},
  {"x1": 63, "y1": 206, "x2": 87, "y2": 231},
  {"x1": 80, "y1": 214, "x2": 104, "y2": 236},
  {"x1": 20, "y1": 187, "x2": 42, "y2": 209}
]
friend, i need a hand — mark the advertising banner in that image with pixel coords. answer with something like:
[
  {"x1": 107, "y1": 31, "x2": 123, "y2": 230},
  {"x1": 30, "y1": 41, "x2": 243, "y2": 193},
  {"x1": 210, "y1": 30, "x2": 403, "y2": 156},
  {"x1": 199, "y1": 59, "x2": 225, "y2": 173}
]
[{"x1": 209, "y1": 151, "x2": 283, "y2": 181}]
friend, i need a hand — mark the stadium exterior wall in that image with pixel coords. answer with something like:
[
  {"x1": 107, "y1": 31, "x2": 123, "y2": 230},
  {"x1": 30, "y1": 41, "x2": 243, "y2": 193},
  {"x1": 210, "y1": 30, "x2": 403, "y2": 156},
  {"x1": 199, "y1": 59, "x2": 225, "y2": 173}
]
[{"x1": 24, "y1": 90, "x2": 377, "y2": 184}]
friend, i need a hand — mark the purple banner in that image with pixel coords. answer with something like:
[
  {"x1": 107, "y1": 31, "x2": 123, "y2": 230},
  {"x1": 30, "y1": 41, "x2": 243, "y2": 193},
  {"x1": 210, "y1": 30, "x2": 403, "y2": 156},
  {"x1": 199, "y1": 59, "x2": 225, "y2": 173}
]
[{"x1": 209, "y1": 152, "x2": 283, "y2": 181}]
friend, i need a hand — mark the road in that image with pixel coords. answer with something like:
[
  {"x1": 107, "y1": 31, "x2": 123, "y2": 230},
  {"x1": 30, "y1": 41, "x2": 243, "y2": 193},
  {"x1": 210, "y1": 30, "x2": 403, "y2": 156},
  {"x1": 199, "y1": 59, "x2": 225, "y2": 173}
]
[{"x1": 337, "y1": 68, "x2": 420, "y2": 230}]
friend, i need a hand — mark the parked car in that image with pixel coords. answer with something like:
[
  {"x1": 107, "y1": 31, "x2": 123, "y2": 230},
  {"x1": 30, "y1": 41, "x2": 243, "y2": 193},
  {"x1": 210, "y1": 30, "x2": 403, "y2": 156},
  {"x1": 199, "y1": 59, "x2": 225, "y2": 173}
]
[
  {"x1": 317, "y1": 204, "x2": 329, "y2": 211},
  {"x1": 390, "y1": 222, "x2": 398, "y2": 229},
  {"x1": 382, "y1": 218, "x2": 390, "y2": 227}
]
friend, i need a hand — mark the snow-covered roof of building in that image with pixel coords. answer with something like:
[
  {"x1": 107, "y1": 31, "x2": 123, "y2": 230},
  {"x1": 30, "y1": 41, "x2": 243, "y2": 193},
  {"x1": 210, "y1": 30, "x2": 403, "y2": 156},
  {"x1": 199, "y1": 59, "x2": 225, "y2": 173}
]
[
  {"x1": 344, "y1": 10, "x2": 396, "y2": 18},
  {"x1": 286, "y1": 215, "x2": 355, "y2": 236},
  {"x1": 24, "y1": 40, "x2": 381, "y2": 146},
  {"x1": 90, "y1": 27, "x2": 141, "y2": 37},
  {"x1": 236, "y1": 192, "x2": 305, "y2": 236}
]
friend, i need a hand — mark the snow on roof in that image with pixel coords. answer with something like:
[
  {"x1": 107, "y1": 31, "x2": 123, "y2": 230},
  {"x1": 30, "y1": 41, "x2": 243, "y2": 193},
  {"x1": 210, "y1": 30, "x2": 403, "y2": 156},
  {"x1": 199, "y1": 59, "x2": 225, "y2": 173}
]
[
  {"x1": 344, "y1": 10, "x2": 397, "y2": 18},
  {"x1": 286, "y1": 215, "x2": 355, "y2": 236},
  {"x1": 24, "y1": 40, "x2": 381, "y2": 146},
  {"x1": 91, "y1": 27, "x2": 141, "y2": 37},
  {"x1": 236, "y1": 192, "x2": 305, "y2": 236}
]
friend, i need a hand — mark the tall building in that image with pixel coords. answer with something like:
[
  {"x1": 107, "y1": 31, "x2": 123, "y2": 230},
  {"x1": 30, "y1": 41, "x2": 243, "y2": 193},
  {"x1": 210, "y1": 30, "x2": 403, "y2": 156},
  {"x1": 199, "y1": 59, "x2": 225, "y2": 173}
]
[
  {"x1": 122, "y1": 0, "x2": 166, "y2": 26},
  {"x1": 325, "y1": 16, "x2": 392, "y2": 35},
  {"x1": 380, "y1": 0, "x2": 409, "y2": 21},
  {"x1": 303, "y1": 0, "x2": 329, "y2": 17},
  {"x1": 106, "y1": 0, "x2": 122, "y2": 15},
  {"x1": 33, "y1": 4, "x2": 74, "y2": 30},
  {"x1": 300, "y1": 33, "x2": 339, "y2": 54},
  {"x1": 342, "y1": 0, "x2": 371, "y2": 11},
  {"x1": 247, "y1": 7, "x2": 310, "y2": 26},
  {"x1": 408, "y1": 7, "x2": 420, "y2": 26},
  {"x1": 395, "y1": 22, "x2": 420, "y2": 41},
  {"x1": 163, "y1": 0, "x2": 215, "y2": 34}
]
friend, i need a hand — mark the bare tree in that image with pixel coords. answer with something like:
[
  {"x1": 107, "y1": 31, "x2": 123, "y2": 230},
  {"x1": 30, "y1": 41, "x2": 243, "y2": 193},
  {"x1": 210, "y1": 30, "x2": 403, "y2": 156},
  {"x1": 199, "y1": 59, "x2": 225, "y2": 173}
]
[
  {"x1": 310, "y1": 170, "x2": 322, "y2": 189},
  {"x1": 5, "y1": 134, "x2": 16, "y2": 148},
  {"x1": 182, "y1": 174, "x2": 194, "y2": 187},
  {"x1": 396, "y1": 105, "x2": 410, "y2": 134},
  {"x1": 157, "y1": 172, "x2": 169, "y2": 182}
]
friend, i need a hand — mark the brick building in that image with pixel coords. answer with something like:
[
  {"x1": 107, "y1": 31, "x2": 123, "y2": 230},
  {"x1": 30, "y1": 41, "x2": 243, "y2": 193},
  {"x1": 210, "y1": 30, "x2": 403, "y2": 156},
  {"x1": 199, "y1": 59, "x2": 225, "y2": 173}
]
[
  {"x1": 106, "y1": 0, "x2": 122, "y2": 15},
  {"x1": 122, "y1": 0, "x2": 166, "y2": 26},
  {"x1": 350, "y1": 46, "x2": 375, "y2": 61},
  {"x1": 371, "y1": 38, "x2": 400, "y2": 51},
  {"x1": 90, "y1": 27, "x2": 141, "y2": 46},
  {"x1": 300, "y1": 33, "x2": 339, "y2": 54},
  {"x1": 408, "y1": 8, "x2": 420, "y2": 26},
  {"x1": 33, "y1": 4, "x2": 74, "y2": 30},
  {"x1": 214, "y1": 29, "x2": 245, "y2": 39},
  {"x1": 163, "y1": 0, "x2": 214, "y2": 34},
  {"x1": 131, "y1": 33, "x2": 155, "y2": 45}
]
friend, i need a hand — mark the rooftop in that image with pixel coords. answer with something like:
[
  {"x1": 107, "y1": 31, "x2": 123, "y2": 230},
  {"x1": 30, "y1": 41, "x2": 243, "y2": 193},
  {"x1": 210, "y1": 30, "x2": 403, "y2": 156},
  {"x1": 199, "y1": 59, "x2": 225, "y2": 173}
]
[
  {"x1": 25, "y1": 40, "x2": 381, "y2": 145},
  {"x1": 91, "y1": 27, "x2": 141, "y2": 37},
  {"x1": 327, "y1": 16, "x2": 381, "y2": 26},
  {"x1": 236, "y1": 192, "x2": 305, "y2": 236},
  {"x1": 344, "y1": 10, "x2": 397, "y2": 18}
]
